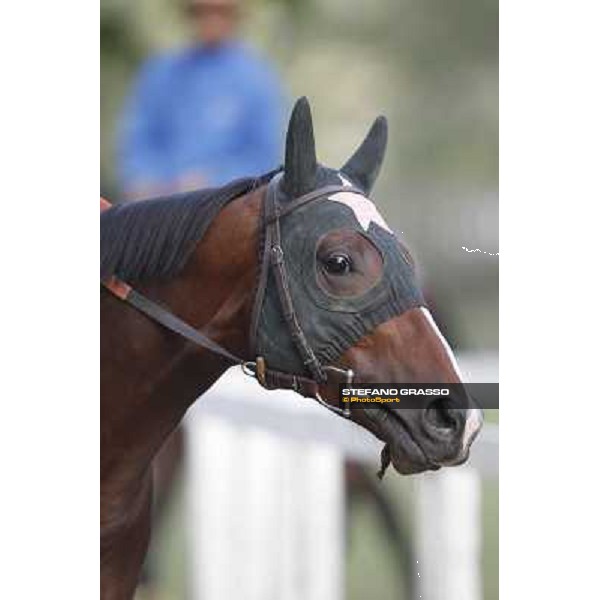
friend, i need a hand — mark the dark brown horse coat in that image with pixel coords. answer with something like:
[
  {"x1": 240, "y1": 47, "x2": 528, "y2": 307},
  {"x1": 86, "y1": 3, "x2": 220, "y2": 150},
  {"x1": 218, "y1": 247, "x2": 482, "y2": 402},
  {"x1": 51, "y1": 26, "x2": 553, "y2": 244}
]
[
  {"x1": 101, "y1": 182, "x2": 270, "y2": 599},
  {"x1": 101, "y1": 98, "x2": 482, "y2": 599}
]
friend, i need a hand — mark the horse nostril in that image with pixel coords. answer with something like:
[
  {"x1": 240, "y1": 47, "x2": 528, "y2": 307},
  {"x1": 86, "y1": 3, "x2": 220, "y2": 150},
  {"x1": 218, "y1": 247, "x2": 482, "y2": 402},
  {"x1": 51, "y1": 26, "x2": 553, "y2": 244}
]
[{"x1": 423, "y1": 396, "x2": 460, "y2": 433}]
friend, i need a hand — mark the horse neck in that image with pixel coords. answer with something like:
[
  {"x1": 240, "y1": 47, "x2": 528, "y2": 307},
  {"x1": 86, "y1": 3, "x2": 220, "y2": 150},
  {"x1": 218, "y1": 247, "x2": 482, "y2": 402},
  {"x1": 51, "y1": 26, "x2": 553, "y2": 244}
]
[{"x1": 101, "y1": 185, "x2": 264, "y2": 478}]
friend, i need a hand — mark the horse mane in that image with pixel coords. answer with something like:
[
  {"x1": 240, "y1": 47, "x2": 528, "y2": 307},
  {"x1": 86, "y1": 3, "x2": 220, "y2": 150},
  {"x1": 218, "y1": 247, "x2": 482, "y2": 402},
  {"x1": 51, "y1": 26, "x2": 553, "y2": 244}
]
[{"x1": 101, "y1": 170, "x2": 280, "y2": 283}]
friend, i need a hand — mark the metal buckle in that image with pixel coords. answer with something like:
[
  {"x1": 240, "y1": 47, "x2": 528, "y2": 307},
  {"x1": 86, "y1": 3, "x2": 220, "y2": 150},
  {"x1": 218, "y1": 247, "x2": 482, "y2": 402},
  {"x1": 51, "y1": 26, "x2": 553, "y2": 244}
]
[
  {"x1": 242, "y1": 357, "x2": 268, "y2": 388},
  {"x1": 256, "y1": 356, "x2": 267, "y2": 387},
  {"x1": 241, "y1": 361, "x2": 257, "y2": 378},
  {"x1": 317, "y1": 365, "x2": 355, "y2": 418}
]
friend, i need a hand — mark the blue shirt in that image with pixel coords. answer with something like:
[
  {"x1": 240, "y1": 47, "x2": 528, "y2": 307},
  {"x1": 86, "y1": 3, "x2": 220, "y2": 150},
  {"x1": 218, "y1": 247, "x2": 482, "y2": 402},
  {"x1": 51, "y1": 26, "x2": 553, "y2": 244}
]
[{"x1": 117, "y1": 41, "x2": 285, "y2": 191}]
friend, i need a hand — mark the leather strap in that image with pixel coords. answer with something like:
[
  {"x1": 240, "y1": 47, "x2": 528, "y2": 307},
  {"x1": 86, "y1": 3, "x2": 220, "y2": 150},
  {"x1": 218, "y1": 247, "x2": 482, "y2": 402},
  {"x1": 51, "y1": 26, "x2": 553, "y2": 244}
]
[
  {"x1": 248, "y1": 182, "x2": 274, "y2": 357},
  {"x1": 101, "y1": 178, "x2": 358, "y2": 416},
  {"x1": 102, "y1": 273, "x2": 351, "y2": 408},
  {"x1": 101, "y1": 197, "x2": 246, "y2": 367},
  {"x1": 248, "y1": 176, "x2": 364, "y2": 380},
  {"x1": 102, "y1": 277, "x2": 246, "y2": 366},
  {"x1": 266, "y1": 179, "x2": 325, "y2": 381},
  {"x1": 268, "y1": 183, "x2": 364, "y2": 222}
]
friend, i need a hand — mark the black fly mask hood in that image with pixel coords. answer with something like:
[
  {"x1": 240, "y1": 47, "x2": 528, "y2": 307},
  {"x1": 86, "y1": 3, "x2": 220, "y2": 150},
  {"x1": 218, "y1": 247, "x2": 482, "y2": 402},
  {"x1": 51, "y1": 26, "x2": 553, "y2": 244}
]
[{"x1": 252, "y1": 98, "x2": 425, "y2": 378}]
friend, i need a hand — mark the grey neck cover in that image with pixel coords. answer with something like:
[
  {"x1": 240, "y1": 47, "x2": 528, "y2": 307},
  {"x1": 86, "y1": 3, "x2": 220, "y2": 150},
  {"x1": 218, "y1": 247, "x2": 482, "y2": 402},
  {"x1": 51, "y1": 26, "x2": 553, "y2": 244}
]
[{"x1": 255, "y1": 172, "x2": 426, "y2": 375}]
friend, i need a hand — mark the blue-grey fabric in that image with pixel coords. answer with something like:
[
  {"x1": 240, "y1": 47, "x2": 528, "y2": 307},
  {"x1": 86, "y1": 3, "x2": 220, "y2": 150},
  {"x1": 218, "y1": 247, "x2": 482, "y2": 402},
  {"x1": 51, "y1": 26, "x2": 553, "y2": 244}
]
[{"x1": 255, "y1": 169, "x2": 425, "y2": 374}]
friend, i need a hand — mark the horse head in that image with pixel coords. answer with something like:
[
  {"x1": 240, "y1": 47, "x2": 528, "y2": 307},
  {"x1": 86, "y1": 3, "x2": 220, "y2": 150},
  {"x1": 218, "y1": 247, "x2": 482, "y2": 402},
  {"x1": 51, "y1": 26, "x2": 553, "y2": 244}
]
[{"x1": 253, "y1": 98, "x2": 483, "y2": 474}]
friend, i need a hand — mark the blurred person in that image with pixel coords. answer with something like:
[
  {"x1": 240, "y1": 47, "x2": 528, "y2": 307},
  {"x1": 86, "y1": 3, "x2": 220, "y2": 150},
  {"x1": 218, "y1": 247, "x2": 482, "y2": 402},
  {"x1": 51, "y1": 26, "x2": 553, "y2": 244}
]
[{"x1": 117, "y1": 0, "x2": 285, "y2": 199}]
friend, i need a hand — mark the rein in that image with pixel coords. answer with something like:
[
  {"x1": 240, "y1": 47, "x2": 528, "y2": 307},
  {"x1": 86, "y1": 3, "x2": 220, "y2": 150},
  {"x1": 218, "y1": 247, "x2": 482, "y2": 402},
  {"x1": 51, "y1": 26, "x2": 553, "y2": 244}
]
[{"x1": 101, "y1": 177, "x2": 363, "y2": 418}]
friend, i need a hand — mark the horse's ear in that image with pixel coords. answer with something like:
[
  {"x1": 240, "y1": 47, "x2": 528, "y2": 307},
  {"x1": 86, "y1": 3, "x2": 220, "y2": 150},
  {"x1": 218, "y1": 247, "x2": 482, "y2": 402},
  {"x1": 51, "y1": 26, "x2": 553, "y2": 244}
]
[
  {"x1": 341, "y1": 116, "x2": 388, "y2": 194},
  {"x1": 281, "y1": 97, "x2": 318, "y2": 198}
]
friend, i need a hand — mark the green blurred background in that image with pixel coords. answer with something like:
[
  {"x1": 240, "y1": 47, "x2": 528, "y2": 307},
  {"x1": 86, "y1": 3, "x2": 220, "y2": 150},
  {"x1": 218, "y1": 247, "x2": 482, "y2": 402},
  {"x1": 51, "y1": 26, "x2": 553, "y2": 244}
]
[
  {"x1": 101, "y1": 2, "x2": 498, "y2": 599},
  {"x1": 101, "y1": 0, "x2": 498, "y2": 352}
]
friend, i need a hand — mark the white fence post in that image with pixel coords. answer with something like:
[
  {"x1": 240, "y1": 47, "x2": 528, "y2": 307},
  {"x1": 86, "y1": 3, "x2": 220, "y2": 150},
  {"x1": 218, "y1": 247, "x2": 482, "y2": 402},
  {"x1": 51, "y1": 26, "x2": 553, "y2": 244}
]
[
  {"x1": 184, "y1": 359, "x2": 497, "y2": 600},
  {"x1": 415, "y1": 467, "x2": 482, "y2": 600},
  {"x1": 186, "y1": 413, "x2": 344, "y2": 600}
]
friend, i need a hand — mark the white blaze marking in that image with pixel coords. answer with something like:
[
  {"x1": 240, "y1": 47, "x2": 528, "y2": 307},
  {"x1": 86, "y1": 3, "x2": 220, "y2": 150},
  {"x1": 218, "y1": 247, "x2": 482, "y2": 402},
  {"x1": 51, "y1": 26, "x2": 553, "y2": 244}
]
[
  {"x1": 420, "y1": 307, "x2": 463, "y2": 378},
  {"x1": 420, "y1": 307, "x2": 483, "y2": 451}
]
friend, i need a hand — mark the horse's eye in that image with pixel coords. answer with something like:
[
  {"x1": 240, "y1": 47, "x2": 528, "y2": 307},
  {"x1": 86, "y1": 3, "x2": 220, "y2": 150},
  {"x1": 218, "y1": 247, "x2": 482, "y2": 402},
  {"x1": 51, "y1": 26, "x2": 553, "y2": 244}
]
[{"x1": 324, "y1": 254, "x2": 352, "y2": 275}]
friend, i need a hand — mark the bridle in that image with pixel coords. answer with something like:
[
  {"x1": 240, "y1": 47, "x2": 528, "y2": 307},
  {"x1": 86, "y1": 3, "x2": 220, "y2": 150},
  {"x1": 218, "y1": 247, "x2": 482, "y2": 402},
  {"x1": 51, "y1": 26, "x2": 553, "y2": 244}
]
[{"x1": 101, "y1": 176, "x2": 366, "y2": 419}]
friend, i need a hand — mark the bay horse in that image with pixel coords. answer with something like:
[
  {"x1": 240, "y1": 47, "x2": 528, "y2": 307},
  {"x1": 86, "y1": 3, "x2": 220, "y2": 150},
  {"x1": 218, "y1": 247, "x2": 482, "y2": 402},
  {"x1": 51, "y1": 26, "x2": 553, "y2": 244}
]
[{"x1": 101, "y1": 97, "x2": 483, "y2": 600}]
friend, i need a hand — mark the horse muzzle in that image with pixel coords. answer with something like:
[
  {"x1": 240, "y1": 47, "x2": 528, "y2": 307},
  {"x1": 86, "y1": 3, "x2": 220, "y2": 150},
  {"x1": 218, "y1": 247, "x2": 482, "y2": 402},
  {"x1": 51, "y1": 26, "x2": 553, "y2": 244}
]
[{"x1": 365, "y1": 397, "x2": 484, "y2": 475}]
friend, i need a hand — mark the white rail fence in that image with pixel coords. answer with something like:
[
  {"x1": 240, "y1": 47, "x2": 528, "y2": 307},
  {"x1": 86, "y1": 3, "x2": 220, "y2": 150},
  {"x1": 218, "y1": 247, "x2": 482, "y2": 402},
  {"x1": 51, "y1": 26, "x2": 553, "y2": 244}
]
[{"x1": 185, "y1": 353, "x2": 498, "y2": 600}]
